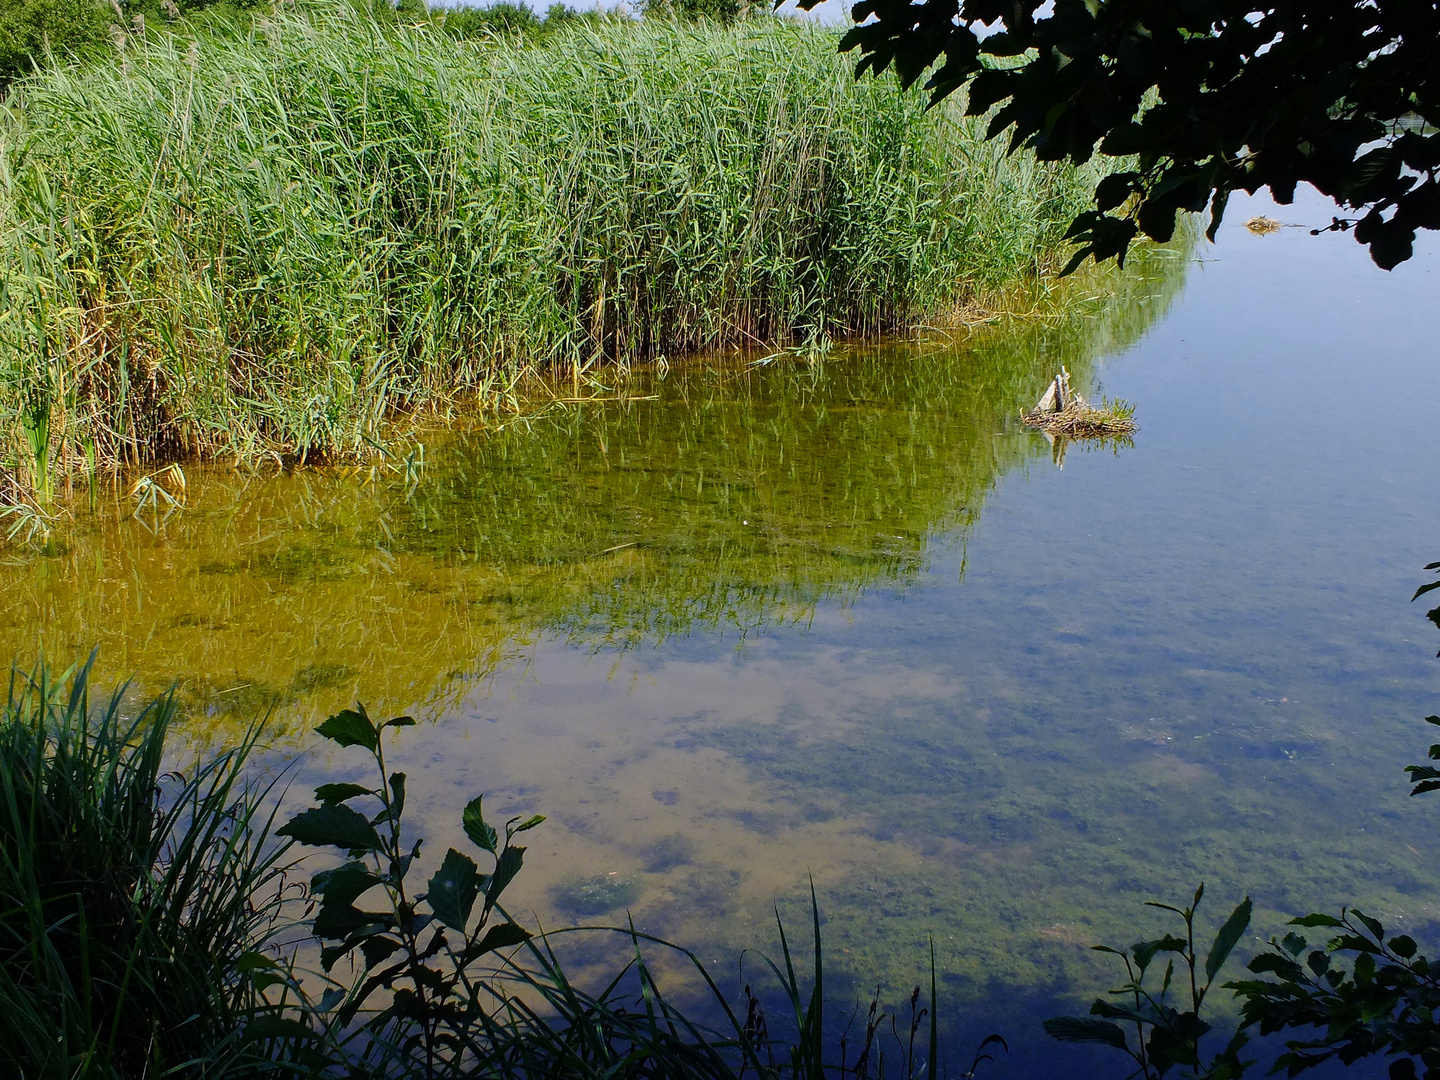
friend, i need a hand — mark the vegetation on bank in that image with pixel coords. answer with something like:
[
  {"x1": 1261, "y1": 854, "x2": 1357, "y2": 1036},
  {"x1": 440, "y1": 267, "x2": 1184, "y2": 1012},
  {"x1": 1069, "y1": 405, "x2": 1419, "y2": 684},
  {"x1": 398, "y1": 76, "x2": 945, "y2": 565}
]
[{"x1": 0, "y1": 7, "x2": 1102, "y2": 497}]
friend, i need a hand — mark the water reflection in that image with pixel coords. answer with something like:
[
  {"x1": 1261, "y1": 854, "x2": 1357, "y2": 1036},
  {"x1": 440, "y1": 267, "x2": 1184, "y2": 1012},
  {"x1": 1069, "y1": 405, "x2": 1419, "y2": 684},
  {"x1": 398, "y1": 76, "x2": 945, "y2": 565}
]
[
  {"x1": 0, "y1": 249, "x2": 1181, "y2": 733},
  {"x1": 21, "y1": 218, "x2": 1435, "y2": 1078}
]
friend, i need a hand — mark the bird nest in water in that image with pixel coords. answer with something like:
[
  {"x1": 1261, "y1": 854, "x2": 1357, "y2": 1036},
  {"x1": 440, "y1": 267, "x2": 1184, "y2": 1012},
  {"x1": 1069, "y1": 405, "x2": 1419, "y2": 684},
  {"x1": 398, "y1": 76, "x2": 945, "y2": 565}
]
[
  {"x1": 1021, "y1": 367, "x2": 1137, "y2": 438},
  {"x1": 1022, "y1": 399, "x2": 1138, "y2": 438}
]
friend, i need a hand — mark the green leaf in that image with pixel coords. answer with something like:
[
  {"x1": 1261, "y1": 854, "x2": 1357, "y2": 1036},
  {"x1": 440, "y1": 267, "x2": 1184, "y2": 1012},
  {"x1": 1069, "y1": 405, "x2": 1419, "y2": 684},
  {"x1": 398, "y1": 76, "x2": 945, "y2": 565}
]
[
  {"x1": 311, "y1": 861, "x2": 383, "y2": 906},
  {"x1": 389, "y1": 772, "x2": 406, "y2": 819},
  {"x1": 463, "y1": 795, "x2": 498, "y2": 854},
  {"x1": 428, "y1": 848, "x2": 480, "y2": 932},
  {"x1": 314, "y1": 782, "x2": 371, "y2": 805},
  {"x1": 462, "y1": 921, "x2": 532, "y2": 963},
  {"x1": 280, "y1": 804, "x2": 383, "y2": 852},
  {"x1": 1290, "y1": 913, "x2": 1345, "y2": 929},
  {"x1": 312, "y1": 902, "x2": 390, "y2": 941},
  {"x1": 1280, "y1": 932, "x2": 1308, "y2": 956},
  {"x1": 316, "y1": 707, "x2": 378, "y2": 751},
  {"x1": 360, "y1": 935, "x2": 403, "y2": 967},
  {"x1": 1133, "y1": 934, "x2": 1188, "y2": 973},
  {"x1": 382, "y1": 715, "x2": 416, "y2": 731},
  {"x1": 507, "y1": 813, "x2": 546, "y2": 837},
  {"x1": 1043, "y1": 1016, "x2": 1128, "y2": 1048},
  {"x1": 1352, "y1": 910, "x2": 1385, "y2": 942},
  {"x1": 485, "y1": 844, "x2": 525, "y2": 909},
  {"x1": 1205, "y1": 896, "x2": 1253, "y2": 983}
]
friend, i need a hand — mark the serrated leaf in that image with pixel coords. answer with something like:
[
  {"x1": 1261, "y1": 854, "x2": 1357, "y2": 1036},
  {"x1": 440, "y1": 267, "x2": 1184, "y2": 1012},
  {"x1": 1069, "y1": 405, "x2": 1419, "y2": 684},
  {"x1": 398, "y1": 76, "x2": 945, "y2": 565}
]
[
  {"x1": 462, "y1": 921, "x2": 531, "y2": 963},
  {"x1": 1043, "y1": 1016, "x2": 1128, "y2": 1048},
  {"x1": 463, "y1": 795, "x2": 498, "y2": 853},
  {"x1": 428, "y1": 847, "x2": 480, "y2": 932},
  {"x1": 1205, "y1": 896, "x2": 1252, "y2": 983},
  {"x1": 314, "y1": 782, "x2": 371, "y2": 805},
  {"x1": 280, "y1": 804, "x2": 383, "y2": 852},
  {"x1": 316, "y1": 707, "x2": 378, "y2": 751},
  {"x1": 312, "y1": 901, "x2": 390, "y2": 941},
  {"x1": 485, "y1": 844, "x2": 525, "y2": 910},
  {"x1": 507, "y1": 813, "x2": 545, "y2": 837},
  {"x1": 311, "y1": 861, "x2": 383, "y2": 906},
  {"x1": 360, "y1": 935, "x2": 403, "y2": 967},
  {"x1": 320, "y1": 941, "x2": 358, "y2": 972},
  {"x1": 1352, "y1": 910, "x2": 1385, "y2": 942}
]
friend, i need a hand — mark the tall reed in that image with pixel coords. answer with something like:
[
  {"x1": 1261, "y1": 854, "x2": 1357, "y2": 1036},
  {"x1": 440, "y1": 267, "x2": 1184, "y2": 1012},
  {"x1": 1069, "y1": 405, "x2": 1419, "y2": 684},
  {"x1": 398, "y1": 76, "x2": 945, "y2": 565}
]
[{"x1": 0, "y1": 8, "x2": 1102, "y2": 483}]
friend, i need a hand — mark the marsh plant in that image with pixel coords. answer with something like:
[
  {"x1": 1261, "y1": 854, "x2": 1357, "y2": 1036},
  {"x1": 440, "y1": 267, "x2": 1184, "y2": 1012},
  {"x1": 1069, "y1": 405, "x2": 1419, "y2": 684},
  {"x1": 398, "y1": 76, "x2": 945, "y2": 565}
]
[
  {"x1": 0, "y1": 7, "x2": 1103, "y2": 492},
  {"x1": 0, "y1": 654, "x2": 295, "y2": 1078}
]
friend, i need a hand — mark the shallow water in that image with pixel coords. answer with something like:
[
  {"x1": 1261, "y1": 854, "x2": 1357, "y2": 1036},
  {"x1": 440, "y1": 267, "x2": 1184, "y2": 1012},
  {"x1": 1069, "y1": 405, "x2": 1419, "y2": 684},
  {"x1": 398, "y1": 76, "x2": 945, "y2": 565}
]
[{"x1": 5, "y1": 190, "x2": 1438, "y2": 1074}]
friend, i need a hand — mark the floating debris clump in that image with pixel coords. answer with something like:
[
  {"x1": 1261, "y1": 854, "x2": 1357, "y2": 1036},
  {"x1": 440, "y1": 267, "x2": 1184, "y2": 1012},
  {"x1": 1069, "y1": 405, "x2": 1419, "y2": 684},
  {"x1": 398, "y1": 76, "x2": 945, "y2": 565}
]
[
  {"x1": 1022, "y1": 367, "x2": 1138, "y2": 439},
  {"x1": 1245, "y1": 215, "x2": 1282, "y2": 235}
]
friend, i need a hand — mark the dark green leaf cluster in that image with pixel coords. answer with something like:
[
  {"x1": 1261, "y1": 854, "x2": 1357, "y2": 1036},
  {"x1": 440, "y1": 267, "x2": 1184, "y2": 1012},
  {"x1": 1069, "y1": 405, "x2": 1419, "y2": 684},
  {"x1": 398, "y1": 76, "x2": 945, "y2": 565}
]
[
  {"x1": 1228, "y1": 909, "x2": 1440, "y2": 1078},
  {"x1": 0, "y1": 0, "x2": 109, "y2": 89},
  {"x1": 277, "y1": 703, "x2": 543, "y2": 1075},
  {"x1": 1046, "y1": 884, "x2": 1254, "y2": 1079},
  {"x1": 819, "y1": 0, "x2": 1440, "y2": 270}
]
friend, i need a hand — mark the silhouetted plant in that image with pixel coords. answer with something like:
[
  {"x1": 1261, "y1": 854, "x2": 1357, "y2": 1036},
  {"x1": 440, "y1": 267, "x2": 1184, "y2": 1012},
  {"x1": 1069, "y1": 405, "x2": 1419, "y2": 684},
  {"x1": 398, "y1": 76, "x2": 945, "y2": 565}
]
[
  {"x1": 1228, "y1": 909, "x2": 1440, "y2": 1079},
  {"x1": 278, "y1": 703, "x2": 541, "y2": 1076},
  {"x1": 1045, "y1": 884, "x2": 1253, "y2": 1080}
]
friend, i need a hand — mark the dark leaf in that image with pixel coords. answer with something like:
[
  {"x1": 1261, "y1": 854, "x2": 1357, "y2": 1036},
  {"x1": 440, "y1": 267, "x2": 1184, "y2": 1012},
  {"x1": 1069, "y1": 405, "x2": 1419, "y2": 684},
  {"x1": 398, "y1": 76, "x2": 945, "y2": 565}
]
[
  {"x1": 316, "y1": 706, "x2": 378, "y2": 751},
  {"x1": 486, "y1": 845, "x2": 525, "y2": 910},
  {"x1": 360, "y1": 935, "x2": 403, "y2": 967},
  {"x1": 314, "y1": 782, "x2": 371, "y2": 805},
  {"x1": 428, "y1": 847, "x2": 481, "y2": 932},
  {"x1": 1043, "y1": 1016, "x2": 1128, "y2": 1048},
  {"x1": 464, "y1": 795, "x2": 498, "y2": 853},
  {"x1": 1290, "y1": 913, "x2": 1345, "y2": 929},
  {"x1": 1206, "y1": 896, "x2": 1253, "y2": 983},
  {"x1": 311, "y1": 861, "x2": 383, "y2": 906},
  {"x1": 389, "y1": 772, "x2": 406, "y2": 820},
  {"x1": 462, "y1": 921, "x2": 532, "y2": 964},
  {"x1": 313, "y1": 901, "x2": 390, "y2": 941},
  {"x1": 280, "y1": 804, "x2": 383, "y2": 852}
]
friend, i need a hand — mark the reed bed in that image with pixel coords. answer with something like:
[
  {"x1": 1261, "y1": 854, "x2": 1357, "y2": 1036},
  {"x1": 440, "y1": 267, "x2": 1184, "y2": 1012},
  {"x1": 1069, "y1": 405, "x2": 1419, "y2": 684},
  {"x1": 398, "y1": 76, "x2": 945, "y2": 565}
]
[{"x1": 0, "y1": 7, "x2": 1102, "y2": 487}]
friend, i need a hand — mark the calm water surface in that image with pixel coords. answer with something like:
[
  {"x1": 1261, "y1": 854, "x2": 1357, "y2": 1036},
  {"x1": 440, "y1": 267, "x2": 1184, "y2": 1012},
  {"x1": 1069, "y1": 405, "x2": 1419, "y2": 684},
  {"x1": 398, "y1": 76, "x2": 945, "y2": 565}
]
[{"x1": 5, "y1": 191, "x2": 1437, "y2": 1073}]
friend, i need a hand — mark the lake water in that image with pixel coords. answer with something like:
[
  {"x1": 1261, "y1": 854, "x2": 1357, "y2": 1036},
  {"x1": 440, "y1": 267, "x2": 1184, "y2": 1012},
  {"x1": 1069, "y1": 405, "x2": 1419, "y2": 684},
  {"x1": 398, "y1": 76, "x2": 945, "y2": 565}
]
[{"x1": 4, "y1": 190, "x2": 1436, "y2": 1074}]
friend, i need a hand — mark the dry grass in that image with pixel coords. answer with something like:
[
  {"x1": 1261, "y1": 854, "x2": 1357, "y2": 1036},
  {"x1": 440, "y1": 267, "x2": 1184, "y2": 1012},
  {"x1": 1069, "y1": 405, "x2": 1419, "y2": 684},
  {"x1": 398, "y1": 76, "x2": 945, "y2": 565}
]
[
  {"x1": 1022, "y1": 398, "x2": 1138, "y2": 438},
  {"x1": 1245, "y1": 215, "x2": 1282, "y2": 235}
]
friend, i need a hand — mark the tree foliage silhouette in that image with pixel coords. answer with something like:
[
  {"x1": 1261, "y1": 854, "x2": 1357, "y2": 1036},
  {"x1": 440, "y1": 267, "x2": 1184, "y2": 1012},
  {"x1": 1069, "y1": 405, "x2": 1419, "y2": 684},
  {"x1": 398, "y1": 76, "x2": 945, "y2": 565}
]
[{"x1": 808, "y1": 0, "x2": 1440, "y2": 270}]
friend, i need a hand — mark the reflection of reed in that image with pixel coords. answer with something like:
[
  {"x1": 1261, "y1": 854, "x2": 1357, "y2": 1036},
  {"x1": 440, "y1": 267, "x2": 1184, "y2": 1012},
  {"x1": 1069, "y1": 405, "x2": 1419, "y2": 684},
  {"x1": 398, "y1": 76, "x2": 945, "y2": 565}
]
[{"x1": 0, "y1": 247, "x2": 1188, "y2": 739}]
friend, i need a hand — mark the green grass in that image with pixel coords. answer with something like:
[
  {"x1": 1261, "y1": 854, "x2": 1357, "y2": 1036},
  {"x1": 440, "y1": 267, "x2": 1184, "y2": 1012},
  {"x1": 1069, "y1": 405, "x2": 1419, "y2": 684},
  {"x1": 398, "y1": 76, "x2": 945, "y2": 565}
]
[
  {"x1": 0, "y1": 655, "x2": 296, "y2": 1078},
  {"x1": 0, "y1": 7, "x2": 1103, "y2": 490}
]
